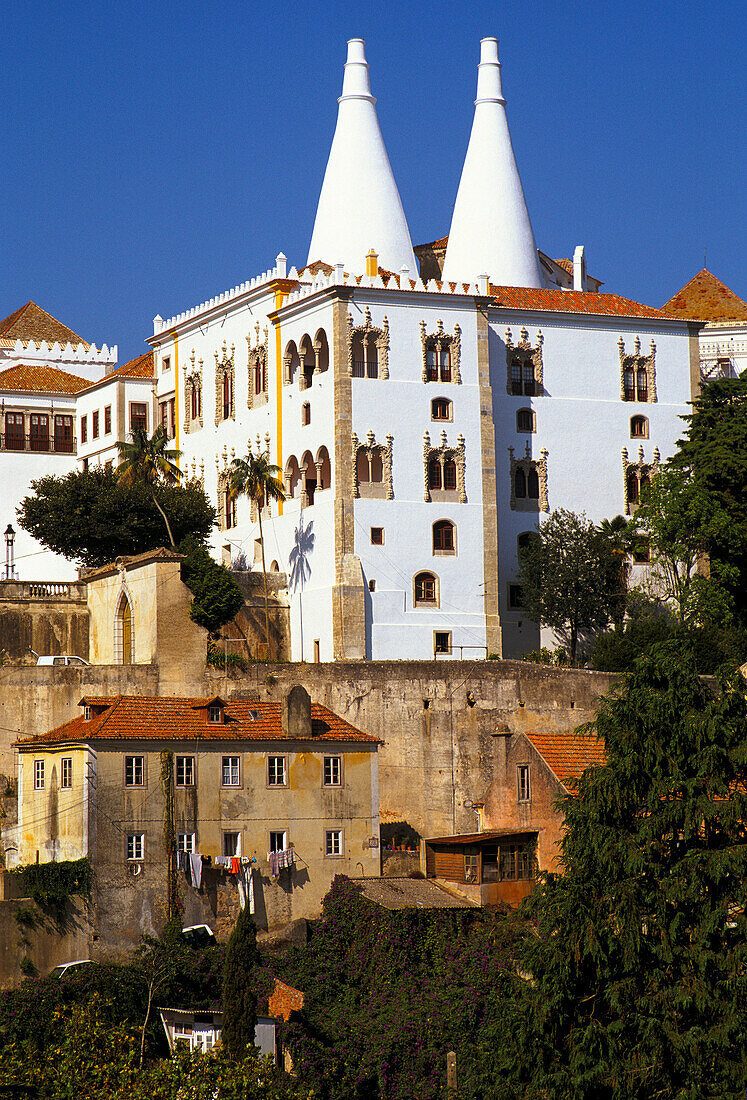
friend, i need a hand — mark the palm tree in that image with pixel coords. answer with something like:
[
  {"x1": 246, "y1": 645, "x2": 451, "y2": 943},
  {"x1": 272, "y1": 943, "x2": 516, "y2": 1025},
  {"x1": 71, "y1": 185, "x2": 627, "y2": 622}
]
[
  {"x1": 597, "y1": 514, "x2": 636, "y2": 628},
  {"x1": 228, "y1": 450, "x2": 286, "y2": 660},
  {"x1": 116, "y1": 426, "x2": 182, "y2": 548}
]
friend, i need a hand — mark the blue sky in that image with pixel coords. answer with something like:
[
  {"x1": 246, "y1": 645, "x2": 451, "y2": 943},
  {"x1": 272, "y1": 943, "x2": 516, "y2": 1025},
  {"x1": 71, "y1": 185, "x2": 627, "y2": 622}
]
[{"x1": 3, "y1": 0, "x2": 744, "y2": 363}]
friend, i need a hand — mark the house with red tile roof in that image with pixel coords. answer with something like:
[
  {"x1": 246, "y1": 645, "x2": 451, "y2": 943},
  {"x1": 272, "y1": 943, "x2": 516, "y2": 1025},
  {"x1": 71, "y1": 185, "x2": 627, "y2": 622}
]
[
  {"x1": 661, "y1": 269, "x2": 747, "y2": 383},
  {"x1": 12, "y1": 685, "x2": 381, "y2": 949}
]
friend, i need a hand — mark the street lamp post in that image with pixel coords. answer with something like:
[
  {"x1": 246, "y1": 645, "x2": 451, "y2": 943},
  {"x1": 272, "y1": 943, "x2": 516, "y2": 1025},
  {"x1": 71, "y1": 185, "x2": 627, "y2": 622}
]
[{"x1": 4, "y1": 524, "x2": 16, "y2": 580}]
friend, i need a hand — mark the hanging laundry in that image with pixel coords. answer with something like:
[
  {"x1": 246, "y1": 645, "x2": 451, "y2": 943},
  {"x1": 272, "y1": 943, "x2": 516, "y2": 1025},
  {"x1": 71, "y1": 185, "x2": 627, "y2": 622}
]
[
  {"x1": 247, "y1": 865, "x2": 255, "y2": 915},
  {"x1": 269, "y1": 850, "x2": 280, "y2": 876},
  {"x1": 189, "y1": 850, "x2": 202, "y2": 889},
  {"x1": 230, "y1": 856, "x2": 240, "y2": 875}
]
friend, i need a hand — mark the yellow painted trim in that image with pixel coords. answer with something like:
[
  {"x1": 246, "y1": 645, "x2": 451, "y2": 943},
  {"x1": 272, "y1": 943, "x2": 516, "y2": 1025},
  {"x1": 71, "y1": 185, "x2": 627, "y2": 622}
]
[
  {"x1": 274, "y1": 288, "x2": 285, "y2": 516},
  {"x1": 174, "y1": 333, "x2": 180, "y2": 461}
]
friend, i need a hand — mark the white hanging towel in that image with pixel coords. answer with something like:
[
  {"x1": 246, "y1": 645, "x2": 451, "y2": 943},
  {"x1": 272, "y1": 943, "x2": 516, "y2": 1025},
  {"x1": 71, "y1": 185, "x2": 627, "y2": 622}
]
[{"x1": 189, "y1": 851, "x2": 202, "y2": 889}]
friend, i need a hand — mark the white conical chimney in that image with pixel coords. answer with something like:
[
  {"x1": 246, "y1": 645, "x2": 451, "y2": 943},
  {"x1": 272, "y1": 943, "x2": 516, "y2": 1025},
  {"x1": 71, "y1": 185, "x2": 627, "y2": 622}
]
[
  {"x1": 307, "y1": 39, "x2": 417, "y2": 276},
  {"x1": 441, "y1": 38, "x2": 542, "y2": 288}
]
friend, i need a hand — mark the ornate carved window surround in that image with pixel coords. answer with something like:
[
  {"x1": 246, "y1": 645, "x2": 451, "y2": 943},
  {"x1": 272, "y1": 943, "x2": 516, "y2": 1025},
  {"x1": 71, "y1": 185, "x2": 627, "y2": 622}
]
[
  {"x1": 621, "y1": 444, "x2": 660, "y2": 515},
  {"x1": 420, "y1": 319, "x2": 462, "y2": 384},
  {"x1": 619, "y1": 336, "x2": 657, "y2": 403},
  {"x1": 509, "y1": 443, "x2": 549, "y2": 512},
  {"x1": 247, "y1": 324, "x2": 269, "y2": 409},
  {"x1": 183, "y1": 350, "x2": 204, "y2": 433},
  {"x1": 347, "y1": 307, "x2": 389, "y2": 379},
  {"x1": 352, "y1": 430, "x2": 394, "y2": 499},
  {"x1": 423, "y1": 430, "x2": 467, "y2": 503},
  {"x1": 214, "y1": 341, "x2": 236, "y2": 425},
  {"x1": 506, "y1": 327, "x2": 543, "y2": 396}
]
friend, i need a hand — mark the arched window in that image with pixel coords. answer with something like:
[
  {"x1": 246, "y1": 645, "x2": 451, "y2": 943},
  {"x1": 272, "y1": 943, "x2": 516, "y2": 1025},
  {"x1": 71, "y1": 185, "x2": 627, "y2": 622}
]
[
  {"x1": 630, "y1": 415, "x2": 648, "y2": 438},
  {"x1": 517, "y1": 408, "x2": 535, "y2": 433},
  {"x1": 369, "y1": 450, "x2": 383, "y2": 483},
  {"x1": 428, "y1": 457, "x2": 442, "y2": 490},
  {"x1": 284, "y1": 340, "x2": 299, "y2": 385},
  {"x1": 302, "y1": 402, "x2": 311, "y2": 426},
  {"x1": 443, "y1": 459, "x2": 457, "y2": 491},
  {"x1": 222, "y1": 372, "x2": 233, "y2": 420},
  {"x1": 115, "y1": 592, "x2": 133, "y2": 665},
  {"x1": 514, "y1": 468, "x2": 527, "y2": 498},
  {"x1": 270, "y1": 560, "x2": 280, "y2": 572},
  {"x1": 636, "y1": 367, "x2": 648, "y2": 402},
  {"x1": 510, "y1": 357, "x2": 523, "y2": 395},
  {"x1": 314, "y1": 329, "x2": 329, "y2": 374},
  {"x1": 433, "y1": 520, "x2": 456, "y2": 555},
  {"x1": 285, "y1": 455, "x2": 301, "y2": 499},
  {"x1": 299, "y1": 335, "x2": 315, "y2": 390},
  {"x1": 431, "y1": 397, "x2": 452, "y2": 421},
  {"x1": 623, "y1": 367, "x2": 635, "y2": 401},
  {"x1": 517, "y1": 531, "x2": 539, "y2": 556},
  {"x1": 301, "y1": 450, "x2": 316, "y2": 506},
  {"x1": 426, "y1": 346, "x2": 451, "y2": 382},
  {"x1": 191, "y1": 384, "x2": 201, "y2": 420},
  {"x1": 254, "y1": 356, "x2": 266, "y2": 397},
  {"x1": 522, "y1": 360, "x2": 535, "y2": 396},
  {"x1": 352, "y1": 334, "x2": 365, "y2": 378},
  {"x1": 357, "y1": 449, "x2": 371, "y2": 484},
  {"x1": 527, "y1": 469, "x2": 539, "y2": 499},
  {"x1": 626, "y1": 470, "x2": 639, "y2": 504},
  {"x1": 414, "y1": 571, "x2": 438, "y2": 607},
  {"x1": 316, "y1": 446, "x2": 331, "y2": 491},
  {"x1": 224, "y1": 489, "x2": 236, "y2": 529}
]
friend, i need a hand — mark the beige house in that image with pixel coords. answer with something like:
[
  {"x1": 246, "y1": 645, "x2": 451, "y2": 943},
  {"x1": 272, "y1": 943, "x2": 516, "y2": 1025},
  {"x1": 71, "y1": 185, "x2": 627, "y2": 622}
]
[{"x1": 14, "y1": 686, "x2": 381, "y2": 946}]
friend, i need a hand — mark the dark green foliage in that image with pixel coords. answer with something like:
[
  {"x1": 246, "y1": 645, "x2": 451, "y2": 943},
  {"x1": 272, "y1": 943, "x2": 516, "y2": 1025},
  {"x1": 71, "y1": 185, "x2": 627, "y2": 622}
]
[
  {"x1": 516, "y1": 647, "x2": 747, "y2": 1099},
  {"x1": 276, "y1": 875, "x2": 525, "y2": 1100},
  {"x1": 673, "y1": 374, "x2": 747, "y2": 629},
  {"x1": 18, "y1": 467, "x2": 216, "y2": 567},
  {"x1": 207, "y1": 645, "x2": 249, "y2": 672},
  {"x1": 9, "y1": 858, "x2": 92, "y2": 924},
  {"x1": 179, "y1": 539, "x2": 244, "y2": 634},
  {"x1": 222, "y1": 907, "x2": 260, "y2": 1061},
  {"x1": 589, "y1": 616, "x2": 747, "y2": 674}
]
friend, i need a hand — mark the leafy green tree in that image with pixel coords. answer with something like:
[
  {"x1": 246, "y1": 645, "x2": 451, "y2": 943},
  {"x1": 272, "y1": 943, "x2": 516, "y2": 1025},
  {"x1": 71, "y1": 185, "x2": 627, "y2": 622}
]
[
  {"x1": 517, "y1": 509, "x2": 624, "y2": 664},
  {"x1": 18, "y1": 466, "x2": 216, "y2": 567},
  {"x1": 516, "y1": 647, "x2": 747, "y2": 1099},
  {"x1": 222, "y1": 906, "x2": 260, "y2": 1061},
  {"x1": 631, "y1": 463, "x2": 734, "y2": 626},
  {"x1": 117, "y1": 425, "x2": 183, "y2": 547},
  {"x1": 179, "y1": 539, "x2": 244, "y2": 635},
  {"x1": 672, "y1": 374, "x2": 747, "y2": 628},
  {"x1": 597, "y1": 514, "x2": 636, "y2": 628},
  {"x1": 228, "y1": 451, "x2": 286, "y2": 660}
]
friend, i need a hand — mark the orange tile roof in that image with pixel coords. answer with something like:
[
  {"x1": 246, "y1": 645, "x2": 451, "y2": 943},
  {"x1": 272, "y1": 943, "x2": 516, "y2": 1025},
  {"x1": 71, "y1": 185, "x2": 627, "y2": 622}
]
[
  {"x1": 0, "y1": 302, "x2": 89, "y2": 348},
  {"x1": 106, "y1": 350, "x2": 154, "y2": 379},
  {"x1": 268, "y1": 979, "x2": 305, "y2": 1021},
  {"x1": 525, "y1": 729, "x2": 607, "y2": 789},
  {"x1": 0, "y1": 364, "x2": 91, "y2": 394},
  {"x1": 16, "y1": 694, "x2": 381, "y2": 748},
  {"x1": 661, "y1": 269, "x2": 747, "y2": 322},
  {"x1": 489, "y1": 285, "x2": 667, "y2": 319},
  {"x1": 554, "y1": 258, "x2": 574, "y2": 275},
  {"x1": 82, "y1": 547, "x2": 183, "y2": 582}
]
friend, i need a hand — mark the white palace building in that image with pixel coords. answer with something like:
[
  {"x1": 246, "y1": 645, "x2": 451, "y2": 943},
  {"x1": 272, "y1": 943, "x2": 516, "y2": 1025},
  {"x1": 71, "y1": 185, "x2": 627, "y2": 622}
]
[{"x1": 5, "y1": 37, "x2": 740, "y2": 662}]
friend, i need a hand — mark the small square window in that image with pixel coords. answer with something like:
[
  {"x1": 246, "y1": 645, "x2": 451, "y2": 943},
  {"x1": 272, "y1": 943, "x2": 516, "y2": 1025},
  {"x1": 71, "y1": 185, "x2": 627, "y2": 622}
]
[
  {"x1": 368, "y1": 579, "x2": 376, "y2": 592},
  {"x1": 325, "y1": 829, "x2": 343, "y2": 857},
  {"x1": 434, "y1": 631, "x2": 452, "y2": 655},
  {"x1": 127, "y1": 833, "x2": 144, "y2": 861},
  {"x1": 269, "y1": 830, "x2": 287, "y2": 854},
  {"x1": 176, "y1": 756, "x2": 195, "y2": 787},
  {"x1": 323, "y1": 756, "x2": 342, "y2": 787},
  {"x1": 222, "y1": 756, "x2": 240, "y2": 787},
  {"x1": 223, "y1": 831, "x2": 240, "y2": 857},
  {"x1": 34, "y1": 760, "x2": 45, "y2": 790},
  {"x1": 125, "y1": 756, "x2": 145, "y2": 787},
  {"x1": 370, "y1": 527, "x2": 384, "y2": 545},
  {"x1": 178, "y1": 832, "x2": 195, "y2": 853},
  {"x1": 60, "y1": 757, "x2": 73, "y2": 789},
  {"x1": 516, "y1": 408, "x2": 535, "y2": 433},
  {"x1": 267, "y1": 755, "x2": 287, "y2": 787},
  {"x1": 517, "y1": 764, "x2": 531, "y2": 803},
  {"x1": 508, "y1": 584, "x2": 524, "y2": 610},
  {"x1": 162, "y1": 355, "x2": 171, "y2": 372}
]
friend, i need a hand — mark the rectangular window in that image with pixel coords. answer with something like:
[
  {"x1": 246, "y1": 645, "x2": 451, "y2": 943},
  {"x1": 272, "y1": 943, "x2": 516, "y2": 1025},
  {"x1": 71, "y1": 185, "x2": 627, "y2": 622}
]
[
  {"x1": 80, "y1": 414, "x2": 87, "y2": 444},
  {"x1": 92, "y1": 410, "x2": 99, "y2": 439},
  {"x1": 61, "y1": 757, "x2": 73, "y2": 789},
  {"x1": 177, "y1": 832, "x2": 195, "y2": 853},
  {"x1": 162, "y1": 355, "x2": 171, "y2": 373},
  {"x1": 323, "y1": 756, "x2": 342, "y2": 787},
  {"x1": 127, "y1": 833, "x2": 144, "y2": 861},
  {"x1": 54, "y1": 414, "x2": 74, "y2": 453},
  {"x1": 517, "y1": 408, "x2": 535, "y2": 433},
  {"x1": 426, "y1": 349, "x2": 438, "y2": 382},
  {"x1": 209, "y1": 704, "x2": 222, "y2": 723},
  {"x1": 508, "y1": 584, "x2": 524, "y2": 610},
  {"x1": 223, "y1": 831, "x2": 240, "y2": 857},
  {"x1": 34, "y1": 760, "x2": 45, "y2": 790},
  {"x1": 325, "y1": 829, "x2": 343, "y2": 857},
  {"x1": 176, "y1": 756, "x2": 195, "y2": 787},
  {"x1": 267, "y1": 755, "x2": 287, "y2": 786},
  {"x1": 517, "y1": 764, "x2": 531, "y2": 803},
  {"x1": 222, "y1": 756, "x2": 240, "y2": 787},
  {"x1": 125, "y1": 755, "x2": 145, "y2": 787},
  {"x1": 104, "y1": 406, "x2": 112, "y2": 435},
  {"x1": 269, "y1": 830, "x2": 287, "y2": 853},
  {"x1": 370, "y1": 527, "x2": 384, "y2": 545},
  {"x1": 434, "y1": 631, "x2": 452, "y2": 655},
  {"x1": 29, "y1": 414, "x2": 49, "y2": 451},
  {"x1": 130, "y1": 403, "x2": 147, "y2": 435},
  {"x1": 464, "y1": 853, "x2": 479, "y2": 883}
]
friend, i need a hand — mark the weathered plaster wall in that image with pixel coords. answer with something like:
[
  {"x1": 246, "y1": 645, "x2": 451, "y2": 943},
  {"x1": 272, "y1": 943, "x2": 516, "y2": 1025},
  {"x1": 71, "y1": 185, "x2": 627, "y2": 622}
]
[
  {"x1": 0, "y1": 581, "x2": 89, "y2": 662},
  {"x1": 0, "y1": 892, "x2": 93, "y2": 989}
]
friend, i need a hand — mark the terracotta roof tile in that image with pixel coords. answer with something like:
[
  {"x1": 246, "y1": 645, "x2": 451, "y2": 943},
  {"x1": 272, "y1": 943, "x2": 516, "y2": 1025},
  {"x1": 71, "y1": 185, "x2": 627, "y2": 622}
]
[
  {"x1": 661, "y1": 269, "x2": 747, "y2": 322},
  {"x1": 16, "y1": 695, "x2": 381, "y2": 748},
  {"x1": 82, "y1": 547, "x2": 182, "y2": 582},
  {"x1": 525, "y1": 729, "x2": 607, "y2": 789},
  {"x1": 106, "y1": 350, "x2": 154, "y2": 379},
  {"x1": 0, "y1": 364, "x2": 91, "y2": 394},
  {"x1": 554, "y1": 258, "x2": 574, "y2": 275},
  {"x1": 489, "y1": 285, "x2": 667, "y2": 319},
  {"x1": 0, "y1": 302, "x2": 89, "y2": 348}
]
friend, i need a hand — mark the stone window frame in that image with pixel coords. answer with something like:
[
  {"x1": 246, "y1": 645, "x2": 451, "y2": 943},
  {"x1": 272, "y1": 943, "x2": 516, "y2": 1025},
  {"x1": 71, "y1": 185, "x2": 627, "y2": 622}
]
[
  {"x1": 508, "y1": 443, "x2": 549, "y2": 512},
  {"x1": 183, "y1": 349, "x2": 204, "y2": 433},
  {"x1": 422, "y1": 430, "x2": 467, "y2": 503},
  {"x1": 215, "y1": 449, "x2": 238, "y2": 531},
  {"x1": 113, "y1": 576, "x2": 135, "y2": 664},
  {"x1": 247, "y1": 324, "x2": 269, "y2": 409},
  {"x1": 214, "y1": 341, "x2": 236, "y2": 425},
  {"x1": 414, "y1": 570, "x2": 439, "y2": 608},
  {"x1": 621, "y1": 443, "x2": 660, "y2": 515},
  {"x1": 516, "y1": 407, "x2": 536, "y2": 433},
  {"x1": 505, "y1": 327, "x2": 544, "y2": 396},
  {"x1": 347, "y1": 307, "x2": 389, "y2": 380},
  {"x1": 619, "y1": 335, "x2": 657, "y2": 403},
  {"x1": 432, "y1": 518, "x2": 457, "y2": 556},
  {"x1": 630, "y1": 414, "x2": 649, "y2": 439},
  {"x1": 352, "y1": 430, "x2": 394, "y2": 499},
  {"x1": 420, "y1": 319, "x2": 462, "y2": 385}
]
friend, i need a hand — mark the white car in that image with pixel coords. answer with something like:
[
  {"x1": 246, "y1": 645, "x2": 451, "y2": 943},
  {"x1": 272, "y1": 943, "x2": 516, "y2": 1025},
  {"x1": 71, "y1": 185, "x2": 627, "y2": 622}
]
[
  {"x1": 36, "y1": 655, "x2": 90, "y2": 667},
  {"x1": 48, "y1": 960, "x2": 93, "y2": 979}
]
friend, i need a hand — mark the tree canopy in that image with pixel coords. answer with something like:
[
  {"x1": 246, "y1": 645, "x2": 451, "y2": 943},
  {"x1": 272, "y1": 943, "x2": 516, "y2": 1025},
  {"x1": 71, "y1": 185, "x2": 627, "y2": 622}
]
[
  {"x1": 116, "y1": 426, "x2": 182, "y2": 548},
  {"x1": 18, "y1": 467, "x2": 216, "y2": 568},
  {"x1": 516, "y1": 647, "x2": 747, "y2": 1099},
  {"x1": 179, "y1": 539, "x2": 244, "y2": 635},
  {"x1": 222, "y1": 906, "x2": 260, "y2": 1061}
]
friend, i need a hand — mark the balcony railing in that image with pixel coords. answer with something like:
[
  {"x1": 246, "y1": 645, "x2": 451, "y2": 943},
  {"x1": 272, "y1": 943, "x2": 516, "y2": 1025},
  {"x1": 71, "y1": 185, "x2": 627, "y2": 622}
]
[
  {"x1": 0, "y1": 434, "x2": 77, "y2": 454},
  {"x1": 0, "y1": 579, "x2": 87, "y2": 601}
]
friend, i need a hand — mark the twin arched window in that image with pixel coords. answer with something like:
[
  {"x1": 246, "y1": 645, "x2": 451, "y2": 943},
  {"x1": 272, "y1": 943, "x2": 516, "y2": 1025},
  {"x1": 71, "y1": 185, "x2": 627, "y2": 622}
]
[
  {"x1": 514, "y1": 468, "x2": 539, "y2": 500},
  {"x1": 428, "y1": 457, "x2": 457, "y2": 491}
]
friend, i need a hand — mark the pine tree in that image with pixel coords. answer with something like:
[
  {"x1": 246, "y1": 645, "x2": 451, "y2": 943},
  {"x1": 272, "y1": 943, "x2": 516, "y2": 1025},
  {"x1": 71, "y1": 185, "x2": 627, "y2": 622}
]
[
  {"x1": 222, "y1": 906, "x2": 259, "y2": 1061},
  {"x1": 518, "y1": 646, "x2": 747, "y2": 1099}
]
